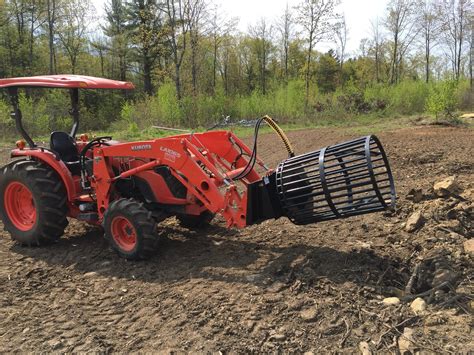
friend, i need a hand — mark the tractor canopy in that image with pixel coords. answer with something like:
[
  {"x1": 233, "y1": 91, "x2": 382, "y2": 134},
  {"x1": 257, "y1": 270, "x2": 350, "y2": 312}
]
[
  {"x1": 0, "y1": 75, "x2": 135, "y2": 90},
  {"x1": 0, "y1": 75, "x2": 135, "y2": 148}
]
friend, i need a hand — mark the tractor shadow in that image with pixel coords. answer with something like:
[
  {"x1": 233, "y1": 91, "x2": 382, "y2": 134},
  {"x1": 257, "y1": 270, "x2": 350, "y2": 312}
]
[{"x1": 10, "y1": 220, "x2": 408, "y2": 291}]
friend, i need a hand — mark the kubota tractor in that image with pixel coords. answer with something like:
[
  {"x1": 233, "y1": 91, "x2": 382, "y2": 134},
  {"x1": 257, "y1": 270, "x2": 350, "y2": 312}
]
[{"x1": 0, "y1": 75, "x2": 396, "y2": 260}]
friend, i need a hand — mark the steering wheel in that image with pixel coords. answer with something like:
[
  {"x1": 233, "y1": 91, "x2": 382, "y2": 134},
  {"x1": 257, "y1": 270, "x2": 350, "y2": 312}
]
[{"x1": 80, "y1": 136, "x2": 112, "y2": 173}]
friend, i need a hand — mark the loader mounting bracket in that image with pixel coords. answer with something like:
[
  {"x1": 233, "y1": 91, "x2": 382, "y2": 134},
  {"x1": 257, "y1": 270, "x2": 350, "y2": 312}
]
[{"x1": 246, "y1": 172, "x2": 283, "y2": 225}]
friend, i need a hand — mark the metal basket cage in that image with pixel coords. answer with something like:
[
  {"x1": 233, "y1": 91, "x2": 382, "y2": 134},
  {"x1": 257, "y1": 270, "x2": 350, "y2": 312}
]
[{"x1": 275, "y1": 135, "x2": 396, "y2": 225}]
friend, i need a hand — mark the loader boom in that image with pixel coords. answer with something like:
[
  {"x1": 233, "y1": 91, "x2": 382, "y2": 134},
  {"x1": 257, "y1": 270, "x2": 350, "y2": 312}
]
[{"x1": 92, "y1": 131, "x2": 263, "y2": 228}]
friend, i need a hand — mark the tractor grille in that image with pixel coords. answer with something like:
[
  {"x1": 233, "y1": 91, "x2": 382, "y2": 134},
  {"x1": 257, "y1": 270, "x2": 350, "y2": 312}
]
[{"x1": 276, "y1": 135, "x2": 395, "y2": 225}]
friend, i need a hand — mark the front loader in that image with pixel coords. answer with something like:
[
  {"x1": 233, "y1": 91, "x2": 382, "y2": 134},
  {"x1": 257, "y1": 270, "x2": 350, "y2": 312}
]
[{"x1": 0, "y1": 75, "x2": 396, "y2": 260}]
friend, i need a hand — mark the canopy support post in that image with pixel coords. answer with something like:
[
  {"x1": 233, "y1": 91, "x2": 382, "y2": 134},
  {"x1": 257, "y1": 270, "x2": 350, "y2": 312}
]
[
  {"x1": 70, "y1": 88, "x2": 79, "y2": 138},
  {"x1": 7, "y1": 87, "x2": 36, "y2": 148}
]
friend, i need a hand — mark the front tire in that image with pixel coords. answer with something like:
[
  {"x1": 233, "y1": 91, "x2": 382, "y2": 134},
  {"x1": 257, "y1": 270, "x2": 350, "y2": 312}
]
[
  {"x1": 104, "y1": 198, "x2": 161, "y2": 260},
  {"x1": 0, "y1": 160, "x2": 69, "y2": 246}
]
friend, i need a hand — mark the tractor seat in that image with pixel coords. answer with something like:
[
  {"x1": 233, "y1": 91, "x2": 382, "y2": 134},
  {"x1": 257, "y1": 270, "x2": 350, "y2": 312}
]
[{"x1": 50, "y1": 131, "x2": 81, "y2": 175}]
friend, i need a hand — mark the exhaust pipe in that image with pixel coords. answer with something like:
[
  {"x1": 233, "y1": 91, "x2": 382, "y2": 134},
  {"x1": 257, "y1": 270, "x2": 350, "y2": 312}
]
[{"x1": 247, "y1": 135, "x2": 396, "y2": 225}]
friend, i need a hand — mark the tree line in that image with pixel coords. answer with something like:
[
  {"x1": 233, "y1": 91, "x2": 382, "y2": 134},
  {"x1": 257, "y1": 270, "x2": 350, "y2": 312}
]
[{"x1": 0, "y1": 0, "x2": 472, "y2": 131}]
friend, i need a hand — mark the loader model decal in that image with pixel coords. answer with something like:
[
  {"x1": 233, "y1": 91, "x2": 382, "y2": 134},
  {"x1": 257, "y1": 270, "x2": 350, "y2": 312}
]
[{"x1": 160, "y1": 147, "x2": 181, "y2": 162}]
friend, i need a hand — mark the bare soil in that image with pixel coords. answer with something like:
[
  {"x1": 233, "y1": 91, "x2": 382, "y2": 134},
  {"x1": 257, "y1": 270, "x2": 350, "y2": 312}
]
[{"x1": 0, "y1": 125, "x2": 473, "y2": 353}]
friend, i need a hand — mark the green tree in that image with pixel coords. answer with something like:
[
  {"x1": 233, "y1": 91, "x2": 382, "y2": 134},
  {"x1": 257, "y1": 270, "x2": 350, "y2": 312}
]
[
  {"x1": 126, "y1": 0, "x2": 167, "y2": 95},
  {"x1": 57, "y1": 0, "x2": 94, "y2": 74},
  {"x1": 296, "y1": 0, "x2": 340, "y2": 106},
  {"x1": 104, "y1": 0, "x2": 130, "y2": 82},
  {"x1": 316, "y1": 50, "x2": 340, "y2": 93}
]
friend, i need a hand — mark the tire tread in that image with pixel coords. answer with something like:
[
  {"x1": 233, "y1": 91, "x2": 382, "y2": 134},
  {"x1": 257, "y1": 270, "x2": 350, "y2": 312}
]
[
  {"x1": 0, "y1": 160, "x2": 68, "y2": 245},
  {"x1": 104, "y1": 198, "x2": 165, "y2": 260}
]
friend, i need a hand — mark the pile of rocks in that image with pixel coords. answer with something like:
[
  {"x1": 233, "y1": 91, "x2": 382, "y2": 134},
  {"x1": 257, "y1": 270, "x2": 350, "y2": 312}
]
[
  {"x1": 377, "y1": 177, "x2": 473, "y2": 354},
  {"x1": 386, "y1": 175, "x2": 473, "y2": 314},
  {"x1": 404, "y1": 176, "x2": 473, "y2": 239}
]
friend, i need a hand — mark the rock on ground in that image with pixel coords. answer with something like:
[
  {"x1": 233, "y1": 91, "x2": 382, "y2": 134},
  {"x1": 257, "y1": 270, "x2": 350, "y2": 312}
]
[
  {"x1": 398, "y1": 327, "x2": 416, "y2": 355},
  {"x1": 358, "y1": 341, "x2": 372, "y2": 355},
  {"x1": 410, "y1": 297, "x2": 427, "y2": 314},
  {"x1": 433, "y1": 176, "x2": 460, "y2": 197},
  {"x1": 300, "y1": 307, "x2": 318, "y2": 322},
  {"x1": 382, "y1": 297, "x2": 401, "y2": 306},
  {"x1": 463, "y1": 239, "x2": 474, "y2": 256},
  {"x1": 405, "y1": 211, "x2": 425, "y2": 232},
  {"x1": 406, "y1": 188, "x2": 423, "y2": 203}
]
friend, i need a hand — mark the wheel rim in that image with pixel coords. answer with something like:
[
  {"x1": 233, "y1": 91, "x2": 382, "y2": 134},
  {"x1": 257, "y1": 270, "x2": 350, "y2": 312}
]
[
  {"x1": 4, "y1": 181, "x2": 37, "y2": 231},
  {"x1": 111, "y1": 216, "x2": 137, "y2": 252}
]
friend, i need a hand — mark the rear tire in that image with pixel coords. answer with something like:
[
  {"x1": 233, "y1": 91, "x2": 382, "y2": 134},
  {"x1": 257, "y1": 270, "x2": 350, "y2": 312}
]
[
  {"x1": 177, "y1": 211, "x2": 214, "y2": 229},
  {"x1": 0, "y1": 160, "x2": 68, "y2": 246},
  {"x1": 104, "y1": 198, "x2": 163, "y2": 260}
]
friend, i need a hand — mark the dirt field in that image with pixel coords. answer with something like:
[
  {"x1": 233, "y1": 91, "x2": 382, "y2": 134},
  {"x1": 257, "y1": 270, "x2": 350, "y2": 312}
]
[{"x1": 0, "y1": 125, "x2": 473, "y2": 353}]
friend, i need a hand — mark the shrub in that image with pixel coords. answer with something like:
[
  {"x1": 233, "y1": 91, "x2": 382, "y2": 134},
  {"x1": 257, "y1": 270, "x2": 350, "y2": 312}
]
[
  {"x1": 364, "y1": 84, "x2": 392, "y2": 112},
  {"x1": 272, "y1": 80, "x2": 306, "y2": 121},
  {"x1": 156, "y1": 82, "x2": 183, "y2": 125},
  {"x1": 42, "y1": 90, "x2": 75, "y2": 132},
  {"x1": 363, "y1": 81, "x2": 431, "y2": 115},
  {"x1": 233, "y1": 80, "x2": 306, "y2": 123},
  {"x1": 456, "y1": 80, "x2": 472, "y2": 111},
  {"x1": 335, "y1": 82, "x2": 371, "y2": 114},
  {"x1": 116, "y1": 83, "x2": 186, "y2": 130},
  {"x1": 426, "y1": 80, "x2": 459, "y2": 119},
  {"x1": 391, "y1": 81, "x2": 430, "y2": 114},
  {"x1": 181, "y1": 87, "x2": 231, "y2": 127},
  {"x1": 81, "y1": 90, "x2": 125, "y2": 131},
  {"x1": 0, "y1": 99, "x2": 14, "y2": 141},
  {"x1": 19, "y1": 94, "x2": 51, "y2": 136},
  {"x1": 114, "y1": 101, "x2": 138, "y2": 132}
]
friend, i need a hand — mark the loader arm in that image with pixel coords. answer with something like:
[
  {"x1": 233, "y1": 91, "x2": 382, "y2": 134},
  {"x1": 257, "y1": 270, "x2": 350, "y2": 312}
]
[{"x1": 92, "y1": 131, "x2": 262, "y2": 228}]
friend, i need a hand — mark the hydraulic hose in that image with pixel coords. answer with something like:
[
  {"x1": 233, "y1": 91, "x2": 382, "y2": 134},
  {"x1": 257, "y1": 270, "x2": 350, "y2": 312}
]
[
  {"x1": 233, "y1": 115, "x2": 295, "y2": 181},
  {"x1": 262, "y1": 115, "x2": 295, "y2": 158}
]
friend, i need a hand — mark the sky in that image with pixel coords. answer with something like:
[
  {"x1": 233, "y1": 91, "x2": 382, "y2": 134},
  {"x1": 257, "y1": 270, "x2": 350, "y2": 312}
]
[
  {"x1": 92, "y1": 0, "x2": 389, "y2": 54},
  {"x1": 214, "y1": 0, "x2": 389, "y2": 53}
]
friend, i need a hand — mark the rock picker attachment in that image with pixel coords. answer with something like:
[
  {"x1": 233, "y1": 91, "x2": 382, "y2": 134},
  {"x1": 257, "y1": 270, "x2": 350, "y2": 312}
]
[{"x1": 0, "y1": 75, "x2": 396, "y2": 260}]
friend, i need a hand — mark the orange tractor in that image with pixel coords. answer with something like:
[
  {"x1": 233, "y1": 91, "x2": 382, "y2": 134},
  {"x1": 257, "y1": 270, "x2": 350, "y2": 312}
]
[{"x1": 0, "y1": 75, "x2": 396, "y2": 260}]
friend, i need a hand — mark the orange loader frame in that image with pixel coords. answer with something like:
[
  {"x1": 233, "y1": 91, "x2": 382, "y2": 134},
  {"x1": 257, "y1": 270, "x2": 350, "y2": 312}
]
[{"x1": 91, "y1": 130, "x2": 265, "y2": 228}]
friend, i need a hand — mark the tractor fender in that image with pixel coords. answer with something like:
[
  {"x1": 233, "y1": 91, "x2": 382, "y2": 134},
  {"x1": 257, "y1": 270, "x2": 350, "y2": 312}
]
[{"x1": 11, "y1": 149, "x2": 77, "y2": 201}]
